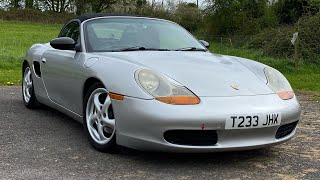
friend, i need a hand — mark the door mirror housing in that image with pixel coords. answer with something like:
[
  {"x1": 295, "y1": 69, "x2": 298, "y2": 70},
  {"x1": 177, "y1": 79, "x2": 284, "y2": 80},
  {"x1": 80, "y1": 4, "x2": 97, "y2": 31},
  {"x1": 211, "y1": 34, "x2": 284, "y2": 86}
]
[
  {"x1": 199, "y1": 40, "x2": 210, "y2": 48},
  {"x1": 50, "y1": 37, "x2": 76, "y2": 51}
]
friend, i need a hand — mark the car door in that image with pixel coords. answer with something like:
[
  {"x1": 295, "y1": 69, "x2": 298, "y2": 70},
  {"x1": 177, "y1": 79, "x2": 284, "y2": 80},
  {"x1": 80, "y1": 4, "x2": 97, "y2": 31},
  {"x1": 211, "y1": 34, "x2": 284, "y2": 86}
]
[{"x1": 41, "y1": 21, "x2": 84, "y2": 114}]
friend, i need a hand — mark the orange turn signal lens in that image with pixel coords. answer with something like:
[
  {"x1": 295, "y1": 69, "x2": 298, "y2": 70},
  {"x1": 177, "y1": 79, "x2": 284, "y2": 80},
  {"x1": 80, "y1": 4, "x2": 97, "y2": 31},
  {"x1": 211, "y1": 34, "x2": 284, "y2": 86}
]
[
  {"x1": 109, "y1": 93, "x2": 124, "y2": 100},
  {"x1": 277, "y1": 91, "x2": 295, "y2": 100},
  {"x1": 155, "y1": 96, "x2": 200, "y2": 105}
]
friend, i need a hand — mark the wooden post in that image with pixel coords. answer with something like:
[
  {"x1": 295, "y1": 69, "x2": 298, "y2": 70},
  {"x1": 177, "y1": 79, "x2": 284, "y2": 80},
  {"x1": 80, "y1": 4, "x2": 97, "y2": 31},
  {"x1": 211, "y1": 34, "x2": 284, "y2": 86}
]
[
  {"x1": 294, "y1": 36, "x2": 299, "y2": 67},
  {"x1": 294, "y1": 20, "x2": 300, "y2": 68}
]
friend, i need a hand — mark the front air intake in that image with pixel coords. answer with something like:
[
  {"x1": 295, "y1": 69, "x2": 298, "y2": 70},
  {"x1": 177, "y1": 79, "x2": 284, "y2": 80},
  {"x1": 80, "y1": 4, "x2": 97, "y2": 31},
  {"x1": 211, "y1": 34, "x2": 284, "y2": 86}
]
[
  {"x1": 276, "y1": 121, "x2": 299, "y2": 139},
  {"x1": 164, "y1": 130, "x2": 218, "y2": 146}
]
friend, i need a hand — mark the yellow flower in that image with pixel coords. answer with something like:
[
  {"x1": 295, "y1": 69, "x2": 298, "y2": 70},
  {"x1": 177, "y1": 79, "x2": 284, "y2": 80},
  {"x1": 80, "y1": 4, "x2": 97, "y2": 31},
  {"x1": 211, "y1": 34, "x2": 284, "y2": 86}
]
[{"x1": 6, "y1": 81, "x2": 14, "y2": 85}]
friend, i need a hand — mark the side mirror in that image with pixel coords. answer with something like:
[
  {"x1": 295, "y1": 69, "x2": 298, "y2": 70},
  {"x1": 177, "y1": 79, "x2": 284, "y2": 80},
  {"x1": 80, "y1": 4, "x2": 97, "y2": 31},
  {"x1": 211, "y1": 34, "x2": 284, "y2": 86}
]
[
  {"x1": 199, "y1": 40, "x2": 210, "y2": 48},
  {"x1": 50, "y1": 37, "x2": 76, "y2": 51}
]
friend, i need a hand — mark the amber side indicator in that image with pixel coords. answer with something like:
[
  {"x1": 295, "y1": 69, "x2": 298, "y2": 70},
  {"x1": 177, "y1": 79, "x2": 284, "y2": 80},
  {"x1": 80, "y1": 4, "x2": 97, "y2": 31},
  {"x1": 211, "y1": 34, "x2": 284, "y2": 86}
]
[
  {"x1": 277, "y1": 91, "x2": 295, "y2": 100},
  {"x1": 155, "y1": 96, "x2": 200, "y2": 105},
  {"x1": 109, "y1": 93, "x2": 124, "y2": 100}
]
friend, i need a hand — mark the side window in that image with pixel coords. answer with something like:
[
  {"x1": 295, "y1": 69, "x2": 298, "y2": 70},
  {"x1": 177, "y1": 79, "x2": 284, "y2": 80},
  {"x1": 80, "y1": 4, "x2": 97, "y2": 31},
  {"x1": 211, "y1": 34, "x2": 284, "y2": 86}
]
[{"x1": 59, "y1": 22, "x2": 80, "y2": 44}]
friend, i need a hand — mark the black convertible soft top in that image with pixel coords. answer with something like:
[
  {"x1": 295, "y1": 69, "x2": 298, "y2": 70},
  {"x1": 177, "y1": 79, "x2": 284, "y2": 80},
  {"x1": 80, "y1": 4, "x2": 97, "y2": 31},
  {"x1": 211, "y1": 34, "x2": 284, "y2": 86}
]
[{"x1": 73, "y1": 13, "x2": 148, "y2": 23}]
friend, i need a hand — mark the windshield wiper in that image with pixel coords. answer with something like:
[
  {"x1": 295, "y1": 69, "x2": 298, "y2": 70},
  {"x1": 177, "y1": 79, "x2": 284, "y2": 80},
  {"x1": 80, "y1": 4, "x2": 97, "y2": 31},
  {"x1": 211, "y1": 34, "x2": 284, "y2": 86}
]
[
  {"x1": 174, "y1": 47, "x2": 207, "y2": 52},
  {"x1": 112, "y1": 46, "x2": 170, "y2": 52}
]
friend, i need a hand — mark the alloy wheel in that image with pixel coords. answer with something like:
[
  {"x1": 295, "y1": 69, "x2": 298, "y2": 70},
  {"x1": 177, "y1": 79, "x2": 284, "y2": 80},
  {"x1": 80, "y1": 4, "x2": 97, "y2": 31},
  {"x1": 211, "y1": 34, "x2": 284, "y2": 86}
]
[
  {"x1": 86, "y1": 88, "x2": 115, "y2": 145},
  {"x1": 23, "y1": 67, "x2": 33, "y2": 103}
]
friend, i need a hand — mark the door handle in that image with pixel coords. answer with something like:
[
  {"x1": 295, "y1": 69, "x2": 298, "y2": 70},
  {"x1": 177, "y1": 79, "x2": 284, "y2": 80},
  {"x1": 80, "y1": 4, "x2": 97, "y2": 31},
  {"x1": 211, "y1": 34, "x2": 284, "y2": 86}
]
[{"x1": 42, "y1": 58, "x2": 47, "y2": 63}]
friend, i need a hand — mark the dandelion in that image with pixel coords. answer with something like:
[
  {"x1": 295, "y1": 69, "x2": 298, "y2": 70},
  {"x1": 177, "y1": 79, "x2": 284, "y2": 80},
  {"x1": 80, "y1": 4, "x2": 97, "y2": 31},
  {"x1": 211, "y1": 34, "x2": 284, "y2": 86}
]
[{"x1": 6, "y1": 81, "x2": 14, "y2": 85}]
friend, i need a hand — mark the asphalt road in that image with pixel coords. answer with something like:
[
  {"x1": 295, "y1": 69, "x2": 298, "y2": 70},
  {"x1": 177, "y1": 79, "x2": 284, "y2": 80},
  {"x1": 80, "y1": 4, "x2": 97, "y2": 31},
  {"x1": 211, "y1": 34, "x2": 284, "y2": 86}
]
[{"x1": 0, "y1": 86, "x2": 319, "y2": 180}]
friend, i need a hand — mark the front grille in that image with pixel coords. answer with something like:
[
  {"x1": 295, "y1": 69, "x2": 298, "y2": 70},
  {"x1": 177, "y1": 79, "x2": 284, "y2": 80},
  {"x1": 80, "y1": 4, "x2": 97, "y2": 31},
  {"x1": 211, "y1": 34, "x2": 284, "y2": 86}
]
[
  {"x1": 276, "y1": 121, "x2": 299, "y2": 139},
  {"x1": 164, "y1": 130, "x2": 218, "y2": 146}
]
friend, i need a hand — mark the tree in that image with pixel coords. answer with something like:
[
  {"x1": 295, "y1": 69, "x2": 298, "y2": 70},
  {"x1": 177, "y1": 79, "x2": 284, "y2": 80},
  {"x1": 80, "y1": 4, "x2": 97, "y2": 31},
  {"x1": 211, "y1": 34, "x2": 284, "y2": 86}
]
[
  {"x1": 25, "y1": 0, "x2": 33, "y2": 8},
  {"x1": 90, "y1": 0, "x2": 117, "y2": 13},
  {"x1": 10, "y1": 0, "x2": 21, "y2": 8},
  {"x1": 136, "y1": 0, "x2": 147, "y2": 9},
  {"x1": 204, "y1": 0, "x2": 269, "y2": 35},
  {"x1": 274, "y1": 0, "x2": 319, "y2": 24},
  {"x1": 39, "y1": 0, "x2": 73, "y2": 12},
  {"x1": 174, "y1": 2, "x2": 201, "y2": 32},
  {"x1": 75, "y1": 0, "x2": 86, "y2": 15}
]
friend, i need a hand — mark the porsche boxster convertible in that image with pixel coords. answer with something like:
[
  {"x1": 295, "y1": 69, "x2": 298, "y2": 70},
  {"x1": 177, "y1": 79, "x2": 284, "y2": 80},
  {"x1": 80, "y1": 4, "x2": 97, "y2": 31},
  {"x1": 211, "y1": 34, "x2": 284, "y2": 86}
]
[{"x1": 22, "y1": 14, "x2": 301, "y2": 153}]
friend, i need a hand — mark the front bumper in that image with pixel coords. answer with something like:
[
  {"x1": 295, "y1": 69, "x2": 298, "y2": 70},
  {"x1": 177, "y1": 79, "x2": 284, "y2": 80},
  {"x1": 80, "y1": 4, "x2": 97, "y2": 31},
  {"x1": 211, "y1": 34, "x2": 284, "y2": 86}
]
[{"x1": 112, "y1": 94, "x2": 301, "y2": 152}]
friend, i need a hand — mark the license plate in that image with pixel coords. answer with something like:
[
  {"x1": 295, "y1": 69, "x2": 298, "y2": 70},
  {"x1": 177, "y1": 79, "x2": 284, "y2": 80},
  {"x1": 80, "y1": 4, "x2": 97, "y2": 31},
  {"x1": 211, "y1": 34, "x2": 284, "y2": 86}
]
[{"x1": 225, "y1": 113, "x2": 281, "y2": 129}]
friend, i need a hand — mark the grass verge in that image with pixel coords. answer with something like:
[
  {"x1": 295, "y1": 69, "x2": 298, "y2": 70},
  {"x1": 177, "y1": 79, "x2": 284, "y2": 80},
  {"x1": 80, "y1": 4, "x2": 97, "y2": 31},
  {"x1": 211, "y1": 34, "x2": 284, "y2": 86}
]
[{"x1": 0, "y1": 21, "x2": 61, "y2": 85}]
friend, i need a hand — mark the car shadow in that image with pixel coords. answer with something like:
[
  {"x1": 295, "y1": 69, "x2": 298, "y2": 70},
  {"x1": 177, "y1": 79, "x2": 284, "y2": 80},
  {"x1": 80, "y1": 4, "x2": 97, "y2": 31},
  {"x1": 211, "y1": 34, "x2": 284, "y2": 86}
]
[{"x1": 118, "y1": 146, "x2": 276, "y2": 165}]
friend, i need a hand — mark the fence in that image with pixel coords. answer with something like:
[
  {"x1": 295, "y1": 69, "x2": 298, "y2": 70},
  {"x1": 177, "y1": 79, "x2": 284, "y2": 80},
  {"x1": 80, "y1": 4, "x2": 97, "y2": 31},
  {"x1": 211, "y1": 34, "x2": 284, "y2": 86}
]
[{"x1": 197, "y1": 33, "x2": 320, "y2": 66}]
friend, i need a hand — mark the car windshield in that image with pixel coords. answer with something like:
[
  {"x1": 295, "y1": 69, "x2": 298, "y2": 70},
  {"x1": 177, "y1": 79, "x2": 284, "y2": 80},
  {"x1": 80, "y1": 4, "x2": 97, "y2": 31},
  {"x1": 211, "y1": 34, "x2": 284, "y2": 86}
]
[{"x1": 84, "y1": 18, "x2": 206, "y2": 52}]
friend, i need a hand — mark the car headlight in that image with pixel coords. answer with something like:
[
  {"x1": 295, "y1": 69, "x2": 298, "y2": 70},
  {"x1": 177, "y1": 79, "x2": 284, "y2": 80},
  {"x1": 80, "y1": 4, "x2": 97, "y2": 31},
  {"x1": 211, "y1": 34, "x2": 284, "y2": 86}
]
[
  {"x1": 135, "y1": 69, "x2": 200, "y2": 105},
  {"x1": 264, "y1": 67, "x2": 294, "y2": 100}
]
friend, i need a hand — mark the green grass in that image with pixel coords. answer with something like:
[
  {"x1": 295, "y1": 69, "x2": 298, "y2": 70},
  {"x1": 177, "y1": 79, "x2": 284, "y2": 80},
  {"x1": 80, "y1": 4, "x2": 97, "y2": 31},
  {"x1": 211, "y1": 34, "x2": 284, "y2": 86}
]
[
  {"x1": 0, "y1": 21, "x2": 61, "y2": 85},
  {"x1": 210, "y1": 43, "x2": 320, "y2": 95},
  {"x1": 0, "y1": 21, "x2": 319, "y2": 98}
]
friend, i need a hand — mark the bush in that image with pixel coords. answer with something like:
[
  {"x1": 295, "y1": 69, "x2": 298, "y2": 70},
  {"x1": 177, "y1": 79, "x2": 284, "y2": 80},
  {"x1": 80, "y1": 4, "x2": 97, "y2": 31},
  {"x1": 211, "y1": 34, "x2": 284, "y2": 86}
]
[
  {"x1": 248, "y1": 26, "x2": 295, "y2": 58},
  {"x1": 298, "y1": 13, "x2": 320, "y2": 63},
  {"x1": 246, "y1": 13, "x2": 320, "y2": 64}
]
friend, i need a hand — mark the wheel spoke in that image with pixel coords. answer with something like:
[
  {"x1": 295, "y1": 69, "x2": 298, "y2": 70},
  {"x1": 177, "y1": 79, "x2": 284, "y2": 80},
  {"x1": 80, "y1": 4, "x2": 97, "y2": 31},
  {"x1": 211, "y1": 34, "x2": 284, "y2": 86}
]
[
  {"x1": 25, "y1": 87, "x2": 31, "y2": 98},
  {"x1": 24, "y1": 91, "x2": 29, "y2": 102},
  {"x1": 97, "y1": 124, "x2": 107, "y2": 140},
  {"x1": 93, "y1": 93, "x2": 103, "y2": 113},
  {"x1": 89, "y1": 126, "x2": 100, "y2": 141},
  {"x1": 26, "y1": 71, "x2": 31, "y2": 82},
  {"x1": 24, "y1": 76, "x2": 28, "y2": 83},
  {"x1": 26, "y1": 82, "x2": 32, "y2": 89},
  {"x1": 88, "y1": 114, "x2": 98, "y2": 125},
  {"x1": 102, "y1": 96, "x2": 111, "y2": 114},
  {"x1": 101, "y1": 118, "x2": 115, "y2": 129}
]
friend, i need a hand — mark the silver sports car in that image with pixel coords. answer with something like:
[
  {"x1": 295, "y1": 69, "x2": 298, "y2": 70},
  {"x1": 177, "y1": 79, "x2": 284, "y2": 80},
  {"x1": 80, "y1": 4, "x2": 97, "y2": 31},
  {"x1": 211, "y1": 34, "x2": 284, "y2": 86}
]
[{"x1": 23, "y1": 14, "x2": 301, "y2": 153}]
